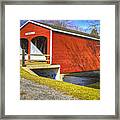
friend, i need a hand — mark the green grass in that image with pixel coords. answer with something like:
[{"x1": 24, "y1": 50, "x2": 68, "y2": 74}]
[
  {"x1": 20, "y1": 67, "x2": 100, "y2": 100},
  {"x1": 86, "y1": 82, "x2": 100, "y2": 89}
]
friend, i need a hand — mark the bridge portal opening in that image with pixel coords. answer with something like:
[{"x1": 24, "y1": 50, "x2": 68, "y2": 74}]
[
  {"x1": 31, "y1": 36, "x2": 47, "y2": 54},
  {"x1": 20, "y1": 38, "x2": 28, "y2": 54}
]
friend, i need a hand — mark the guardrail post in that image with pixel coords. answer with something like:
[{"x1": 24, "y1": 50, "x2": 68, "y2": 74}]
[{"x1": 22, "y1": 49, "x2": 26, "y2": 67}]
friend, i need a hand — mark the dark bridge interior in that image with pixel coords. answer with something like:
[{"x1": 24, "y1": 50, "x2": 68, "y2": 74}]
[
  {"x1": 20, "y1": 38, "x2": 28, "y2": 54},
  {"x1": 31, "y1": 36, "x2": 47, "y2": 54}
]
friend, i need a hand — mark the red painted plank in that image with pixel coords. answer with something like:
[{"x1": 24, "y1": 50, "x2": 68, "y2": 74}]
[
  {"x1": 52, "y1": 32, "x2": 100, "y2": 73},
  {"x1": 20, "y1": 22, "x2": 50, "y2": 63}
]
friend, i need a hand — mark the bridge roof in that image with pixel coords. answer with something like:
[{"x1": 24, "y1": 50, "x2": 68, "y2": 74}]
[{"x1": 20, "y1": 20, "x2": 100, "y2": 41}]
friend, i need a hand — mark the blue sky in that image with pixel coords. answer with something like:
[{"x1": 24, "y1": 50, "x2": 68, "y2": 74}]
[{"x1": 20, "y1": 20, "x2": 100, "y2": 35}]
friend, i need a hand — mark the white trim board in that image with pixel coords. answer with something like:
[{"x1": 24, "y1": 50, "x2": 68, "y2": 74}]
[
  {"x1": 20, "y1": 20, "x2": 100, "y2": 41},
  {"x1": 50, "y1": 30, "x2": 52, "y2": 65}
]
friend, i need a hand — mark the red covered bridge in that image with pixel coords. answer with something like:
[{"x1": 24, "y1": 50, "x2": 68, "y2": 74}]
[{"x1": 20, "y1": 20, "x2": 100, "y2": 74}]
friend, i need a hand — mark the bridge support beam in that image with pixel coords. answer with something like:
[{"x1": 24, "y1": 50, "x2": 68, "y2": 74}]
[{"x1": 28, "y1": 40, "x2": 31, "y2": 62}]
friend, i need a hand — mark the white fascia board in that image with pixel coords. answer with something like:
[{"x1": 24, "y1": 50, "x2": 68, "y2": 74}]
[
  {"x1": 20, "y1": 20, "x2": 31, "y2": 29},
  {"x1": 50, "y1": 30, "x2": 52, "y2": 65},
  {"x1": 52, "y1": 28, "x2": 100, "y2": 41},
  {"x1": 20, "y1": 20, "x2": 100, "y2": 41},
  {"x1": 28, "y1": 20, "x2": 52, "y2": 30},
  {"x1": 20, "y1": 20, "x2": 52, "y2": 30}
]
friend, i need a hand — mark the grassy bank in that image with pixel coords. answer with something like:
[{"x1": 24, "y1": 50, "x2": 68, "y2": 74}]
[
  {"x1": 86, "y1": 82, "x2": 100, "y2": 89},
  {"x1": 20, "y1": 67, "x2": 100, "y2": 100}
]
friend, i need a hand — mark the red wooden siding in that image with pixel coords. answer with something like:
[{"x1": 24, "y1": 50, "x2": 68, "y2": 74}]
[
  {"x1": 52, "y1": 31, "x2": 100, "y2": 73},
  {"x1": 20, "y1": 22, "x2": 100, "y2": 74},
  {"x1": 20, "y1": 22, "x2": 50, "y2": 56}
]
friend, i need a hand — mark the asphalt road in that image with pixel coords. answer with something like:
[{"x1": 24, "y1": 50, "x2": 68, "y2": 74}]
[{"x1": 20, "y1": 78, "x2": 77, "y2": 100}]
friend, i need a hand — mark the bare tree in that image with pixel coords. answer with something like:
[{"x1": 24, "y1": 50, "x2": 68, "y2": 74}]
[
  {"x1": 89, "y1": 25, "x2": 99, "y2": 36},
  {"x1": 39, "y1": 20, "x2": 100, "y2": 36},
  {"x1": 84, "y1": 20, "x2": 100, "y2": 36},
  {"x1": 40, "y1": 20, "x2": 72, "y2": 28}
]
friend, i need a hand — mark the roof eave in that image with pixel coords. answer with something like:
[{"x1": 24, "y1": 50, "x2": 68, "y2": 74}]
[{"x1": 20, "y1": 20, "x2": 100, "y2": 41}]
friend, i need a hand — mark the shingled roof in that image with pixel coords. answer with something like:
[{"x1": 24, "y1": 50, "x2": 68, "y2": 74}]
[
  {"x1": 36, "y1": 21, "x2": 100, "y2": 39},
  {"x1": 21, "y1": 20, "x2": 100, "y2": 40}
]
